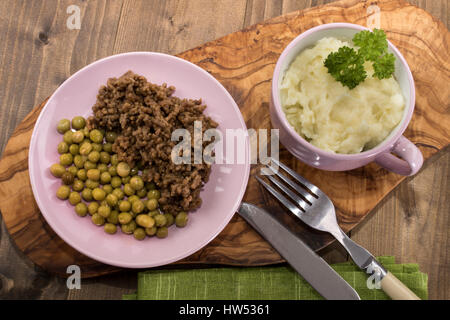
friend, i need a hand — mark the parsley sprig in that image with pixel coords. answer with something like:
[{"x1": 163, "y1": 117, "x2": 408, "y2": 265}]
[{"x1": 324, "y1": 29, "x2": 395, "y2": 89}]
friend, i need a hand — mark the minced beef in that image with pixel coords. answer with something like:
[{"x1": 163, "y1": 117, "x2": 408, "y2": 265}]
[{"x1": 87, "y1": 71, "x2": 218, "y2": 213}]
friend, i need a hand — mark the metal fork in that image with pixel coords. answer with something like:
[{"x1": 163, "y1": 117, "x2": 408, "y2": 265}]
[{"x1": 256, "y1": 158, "x2": 420, "y2": 300}]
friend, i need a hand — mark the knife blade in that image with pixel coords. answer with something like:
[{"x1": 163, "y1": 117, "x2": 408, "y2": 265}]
[{"x1": 238, "y1": 202, "x2": 360, "y2": 300}]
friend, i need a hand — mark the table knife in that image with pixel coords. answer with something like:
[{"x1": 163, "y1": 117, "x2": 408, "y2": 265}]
[{"x1": 238, "y1": 202, "x2": 360, "y2": 300}]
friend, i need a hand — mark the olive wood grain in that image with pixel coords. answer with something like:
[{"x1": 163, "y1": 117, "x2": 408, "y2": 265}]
[{"x1": 0, "y1": 0, "x2": 448, "y2": 277}]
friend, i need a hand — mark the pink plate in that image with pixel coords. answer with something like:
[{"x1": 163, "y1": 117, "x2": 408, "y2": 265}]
[{"x1": 28, "y1": 52, "x2": 250, "y2": 268}]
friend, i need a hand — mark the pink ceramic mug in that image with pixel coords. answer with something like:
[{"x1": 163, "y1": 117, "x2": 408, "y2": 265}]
[{"x1": 270, "y1": 23, "x2": 423, "y2": 176}]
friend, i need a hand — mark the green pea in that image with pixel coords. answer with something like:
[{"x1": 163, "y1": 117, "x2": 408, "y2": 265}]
[
  {"x1": 72, "y1": 179, "x2": 84, "y2": 192},
  {"x1": 130, "y1": 176, "x2": 144, "y2": 191},
  {"x1": 108, "y1": 165, "x2": 117, "y2": 177},
  {"x1": 132, "y1": 200, "x2": 145, "y2": 214},
  {"x1": 85, "y1": 179, "x2": 99, "y2": 189},
  {"x1": 102, "y1": 184, "x2": 113, "y2": 194},
  {"x1": 79, "y1": 142, "x2": 93, "y2": 156},
  {"x1": 110, "y1": 154, "x2": 119, "y2": 166},
  {"x1": 76, "y1": 168, "x2": 87, "y2": 181},
  {"x1": 107, "y1": 210, "x2": 119, "y2": 224},
  {"x1": 68, "y1": 144, "x2": 79, "y2": 156},
  {"x1": 57, "y1": 119, "x2": 71, "y2": 134},
  {"x1": 148, "y1": 210, "x2": 159, "y2": 217},
  {"x1": 72, "y1": 131, "x2": 84, "y2": 144},
  {"x1": 154, "y1": 214, "x2": 167, "y2": 227},
  {"x1": 103, "y1": 142, "x2": 113, "y2": 154},
  {"x1": 61, "y1": 171, "x2": 75, "y2": 185},
  {"x1": 105, "y1": 131, "x2": 118, "y2": 143},
  {"x1": 147, "y1": 189, "x2": 161, "y2": 200},
  {"x1": 87, "y1": 169, "x2": 100, "y2": 181},
  {"x1": 164, "y1": 213, "x2": 174, "y2": 227},
  {"x1": 104, "y1": 223, "x2": 117, "y2": 234},
  {"x1": 127, "y1": 195, "x2": 139, "y2": 203},
  {"x1": 122, "y1": 176, "x2": 131, "y2": 184},
  {"x1": 119, "y1": 200, "x2": 131, "y2": 212},
  {"x1": 99, "y1": 152, "x2": 110, "y2": 164},
  {"x1": 106, "y1": 193, "x2": 118, "y2": 207},
  {"x1": 88, "y1": 202, "x2": 99, "y2": 215},
  {"x1": 68, "y1": 192, "x2": 81, "y2": 205},
  {"x1": 136, "y1": 214, "x2": 155, "y2": 228},
  {"x1": 81, "y1": 188, "x2": 93, "y2": 201},
  {"x1": 98, "y1": 205, "x2": 111, "y2": 218},
  {"x1": 121, "y1": 220, "x2": 137, "y2": 234},
  {"x1": 130, "y1": 167, "x2": 139, "y2": 176},
  {"x1": 82, "y1": 127, "x2": 90, "y2": 137},
  {"x1": 73, "y1": 155, "x2": 85, "y2": 169},
  {"x1": 156, "y1": 227, "x2": 168, "y2": 239},
  {"x1": 146, "y1": 198, "x2": 158, "y2": 211},
  {"x1": 175, "y1": 211, "x2": 188, "y2": 228},
  {"x1": 118, "y1": 212, "x2": 132, "y2": 224},
  {"x1": 145, "y1": 226, "x2": 157, "y2": 236},
  {"x1": 57, "y1": 141, "x2": 69, "y2": 154},
  {"x1": 97, "y1": 163, "x2": 108, "y2": 173},
  {"x1": 71, "y1": 116, "x2": 86, "y2": 130},
  {"x1": 88, "y1": 151, "x2": 100, "y2": 163},
  {"x1": 60, "y1": 153, "x2": 73, "y2": 166},
  {"x1": 84, "y1": 161, "x2": 96, "y2": 170},
  {"x1": 111, "y1": 176, "x2": 122, "y2": 188},
  {"x1": 133, "y1": 228, "x2": 146, "y2": 240},
  {"x1": 112, "y1": 188, "x2": 125, "y2": 200},
  {"x1": 89, "y1": 129, "x2": 104, "y2": 143},
  {"x1": 91, "y1": 143, "x2": 103, "y2": 152},
  {"x1": 67, "y1": 166, "x2": 78, "y2": 176},
  {"x1": 92, "y1": 188, "x2": 106, "y2": 201},
  {"x1": 123, "y1": 183, "x2": 135, "y2": 196},
  {"x1": 75, "y1": 203, "x2": 88, "y2": 217},
  {"x1": 136, "y1": 188, "x2": 147, "y2": 198},
  {"x1": 100, "y1": 172, "x2": 111, "y2": 184},
  {"x1": 63, "y1": 131, "x2": 73, "y2": 144},
  {"x1": 117, "y1": 162, "x2": 130, "y2": 177},
  {"x1": 91, "y1": 213, "x2": 105, "y2": 226},
  {"x1": 56, "y1": 185, "x2": 70, "y2": 200},
  {"x1": 50, "y1": 163, "x2": 66, "y2": 178}
]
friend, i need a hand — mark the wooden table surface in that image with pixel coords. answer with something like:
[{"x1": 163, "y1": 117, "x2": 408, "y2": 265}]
[{"x1": 0, "y1": 0, "x2": 448, "y2": 300}]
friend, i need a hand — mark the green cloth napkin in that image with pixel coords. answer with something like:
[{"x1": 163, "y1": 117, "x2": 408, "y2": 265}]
[{"x1": 123, "y1": 256, "x2": 427, "y2": 300}]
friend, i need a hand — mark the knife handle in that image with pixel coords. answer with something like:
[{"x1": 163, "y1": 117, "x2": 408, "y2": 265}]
[{"x1": 380, "y1": 272, "x2": 421, "y2": 300}]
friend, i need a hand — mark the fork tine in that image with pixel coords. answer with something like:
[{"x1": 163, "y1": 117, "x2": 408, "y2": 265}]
[
  {"x1": 270, "y1": 157, "x2": 320, "y2": 196},
  {"x1": 255, "y1": 176, "x2": 303, "y2": 220},
  {"x1": 267, "y1": 165, "x2": 316, "y2": 204},
  {"x1": 265, "y1": 174, "x2": 309, "y2": 210}
]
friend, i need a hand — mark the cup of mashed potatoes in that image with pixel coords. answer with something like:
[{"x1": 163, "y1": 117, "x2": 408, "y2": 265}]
[{"x1": 270, "y1": 23, "x2": 423, "y2": 176}]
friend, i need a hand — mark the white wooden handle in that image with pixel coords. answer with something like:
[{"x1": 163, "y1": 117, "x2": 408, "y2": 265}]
[{"x1": 380, "y1": 272, "x2": 421, "y2": 300}]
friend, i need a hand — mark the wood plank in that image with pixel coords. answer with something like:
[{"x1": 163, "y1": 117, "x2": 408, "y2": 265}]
[
  {"x1": 0, "y1": 0, "x2": 448, "y2": 300},
  {"x1": 113, "y1": 0, "x2": 247, "y2": 55},
  {"x1": 1, "y1": 0, "x2": 448, "y2": 274},
  {"x1": 0, "y1": 0, "x2": 124, "y2": 300},
  {"x1": 352, "y1": 149, "x2": 450, "y2": 300}
]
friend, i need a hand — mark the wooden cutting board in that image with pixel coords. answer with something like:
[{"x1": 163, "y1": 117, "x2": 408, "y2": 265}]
[{"x1": 0, "y1": 0, "x2": 448, "y2": 278}]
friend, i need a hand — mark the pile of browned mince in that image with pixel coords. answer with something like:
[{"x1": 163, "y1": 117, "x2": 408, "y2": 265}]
[{"x1": 87, "y1": 71, "x2": 218, "y2": 213}]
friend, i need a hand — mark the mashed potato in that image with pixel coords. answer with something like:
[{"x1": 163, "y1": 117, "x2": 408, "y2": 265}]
[{"x1": 280, "y1": 37, "x2": 405, "y2": 154}]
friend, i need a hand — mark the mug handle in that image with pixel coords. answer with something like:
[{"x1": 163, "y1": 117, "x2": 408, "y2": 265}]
[{"x1": 375, "y1": 136, "x2": 423, "y2": 176}]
